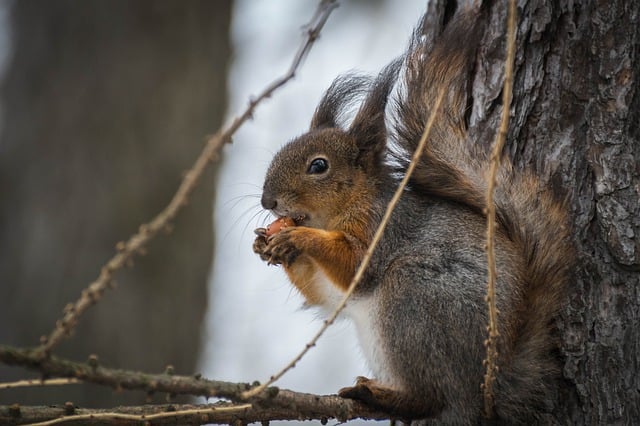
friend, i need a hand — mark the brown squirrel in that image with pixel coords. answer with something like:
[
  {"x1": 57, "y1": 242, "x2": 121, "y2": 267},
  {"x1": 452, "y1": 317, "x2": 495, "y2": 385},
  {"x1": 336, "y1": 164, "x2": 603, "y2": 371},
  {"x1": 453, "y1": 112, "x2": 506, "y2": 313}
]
[{"x1": 253, "y1": 4, "x2": 574, "y2": 424}]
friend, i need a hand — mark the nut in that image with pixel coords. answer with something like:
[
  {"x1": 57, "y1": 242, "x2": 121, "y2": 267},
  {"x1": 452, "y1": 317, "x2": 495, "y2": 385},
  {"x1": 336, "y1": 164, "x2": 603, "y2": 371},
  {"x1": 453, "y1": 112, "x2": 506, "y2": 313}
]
[{"x1": 265, "y1": 217, "x2": 296, "y2": 237}]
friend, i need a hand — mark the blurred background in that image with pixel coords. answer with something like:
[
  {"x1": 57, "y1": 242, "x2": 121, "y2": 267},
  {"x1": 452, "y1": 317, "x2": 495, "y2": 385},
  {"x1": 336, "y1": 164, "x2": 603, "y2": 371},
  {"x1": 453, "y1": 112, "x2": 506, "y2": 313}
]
[{"x1": 0, "y1": 0, "x2": 423, "y2": 413}]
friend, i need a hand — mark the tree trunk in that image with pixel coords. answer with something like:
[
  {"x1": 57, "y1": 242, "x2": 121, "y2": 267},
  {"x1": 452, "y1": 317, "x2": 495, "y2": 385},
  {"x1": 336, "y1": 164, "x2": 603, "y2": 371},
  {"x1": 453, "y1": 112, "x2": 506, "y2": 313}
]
[
  {"x1": 0, "y1": 0, "x2": 231, "y2": 407},
  {"x1": 470, "y1": 0, "x2": 639, "y2": 423}
]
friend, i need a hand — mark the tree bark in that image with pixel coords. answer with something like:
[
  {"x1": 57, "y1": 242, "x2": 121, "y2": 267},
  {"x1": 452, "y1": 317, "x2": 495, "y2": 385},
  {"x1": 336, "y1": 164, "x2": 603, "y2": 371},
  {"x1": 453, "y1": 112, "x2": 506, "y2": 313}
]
[
  {"x1": 470, "y1": 0, "x2": 640, "y2": 423},
  {"x1": 0, "y1": 0, "x2": 231, "y2": 408}
]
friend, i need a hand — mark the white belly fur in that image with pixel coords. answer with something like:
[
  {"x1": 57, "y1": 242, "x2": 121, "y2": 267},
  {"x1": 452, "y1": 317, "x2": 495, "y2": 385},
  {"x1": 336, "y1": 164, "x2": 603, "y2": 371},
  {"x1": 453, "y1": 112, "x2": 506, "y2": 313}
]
[{"x1": 312, "y1": 269, "x2": 397, "y2": 386}]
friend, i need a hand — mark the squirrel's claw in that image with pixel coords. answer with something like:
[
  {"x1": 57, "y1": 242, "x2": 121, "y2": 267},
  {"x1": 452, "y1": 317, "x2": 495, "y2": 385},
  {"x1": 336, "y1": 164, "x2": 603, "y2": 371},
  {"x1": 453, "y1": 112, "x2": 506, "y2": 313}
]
[
  {"x1": 253, "y1": 228, "x2": 300, "y2": 266},
  {"x1": 252, "y1": 234, "x2": 271, "y2": 262},
  {"x1": 265, "y1": 246, "x2": 283, "y2": 266},
  {"x1": 265, "y1": 229, "x2": 301, "y2": 267}
]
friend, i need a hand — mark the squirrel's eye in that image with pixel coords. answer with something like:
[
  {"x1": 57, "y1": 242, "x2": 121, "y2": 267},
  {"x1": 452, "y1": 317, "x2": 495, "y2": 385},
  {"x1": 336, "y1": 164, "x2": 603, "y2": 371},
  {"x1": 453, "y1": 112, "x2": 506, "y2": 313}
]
[{"x1": 307, "y1": 158, "x2": 328, "y2": 175}]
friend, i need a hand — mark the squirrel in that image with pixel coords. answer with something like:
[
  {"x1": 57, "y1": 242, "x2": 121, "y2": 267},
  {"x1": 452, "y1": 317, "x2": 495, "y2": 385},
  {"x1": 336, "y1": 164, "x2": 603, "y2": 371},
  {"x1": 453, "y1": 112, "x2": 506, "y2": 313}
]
[{"x1": 252, "y1": 3, "x2": 574, "y2": 424}]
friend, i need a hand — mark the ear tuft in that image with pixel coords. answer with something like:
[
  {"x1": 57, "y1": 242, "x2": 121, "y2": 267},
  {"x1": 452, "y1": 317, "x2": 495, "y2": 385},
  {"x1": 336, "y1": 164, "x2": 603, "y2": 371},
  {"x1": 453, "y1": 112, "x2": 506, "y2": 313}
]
[
  {"x1": 310, "y1": 74, "x2": 370, "y2": 130},
  {"x1": 349, "y1": 58, "x2": 402, "y2": 170}
]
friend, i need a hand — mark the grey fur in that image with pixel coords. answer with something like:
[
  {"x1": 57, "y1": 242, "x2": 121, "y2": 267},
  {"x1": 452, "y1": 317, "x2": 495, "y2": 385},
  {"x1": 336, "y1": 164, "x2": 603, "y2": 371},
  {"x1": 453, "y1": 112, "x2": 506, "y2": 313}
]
[{"x1": 254, "y1": 4, "x2": 574, "y2": 424}]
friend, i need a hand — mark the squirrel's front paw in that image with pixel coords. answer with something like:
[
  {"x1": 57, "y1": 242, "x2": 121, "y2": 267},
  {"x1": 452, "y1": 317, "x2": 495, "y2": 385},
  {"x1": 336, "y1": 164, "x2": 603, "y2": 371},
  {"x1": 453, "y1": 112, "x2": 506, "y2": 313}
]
[
  {"x1": 252, "y1": 231, "x2": 271, "y2": 262},
  {"x1": 263, "y1": 228, "x2": 302, "y2": 266}
]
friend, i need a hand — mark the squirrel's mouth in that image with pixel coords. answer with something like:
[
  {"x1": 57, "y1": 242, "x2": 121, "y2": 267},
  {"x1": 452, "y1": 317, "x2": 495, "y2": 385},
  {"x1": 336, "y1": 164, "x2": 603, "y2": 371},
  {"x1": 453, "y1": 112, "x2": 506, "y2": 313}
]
[{"x1": 271, "y1": 207, "x2": 307, "y2": 226}]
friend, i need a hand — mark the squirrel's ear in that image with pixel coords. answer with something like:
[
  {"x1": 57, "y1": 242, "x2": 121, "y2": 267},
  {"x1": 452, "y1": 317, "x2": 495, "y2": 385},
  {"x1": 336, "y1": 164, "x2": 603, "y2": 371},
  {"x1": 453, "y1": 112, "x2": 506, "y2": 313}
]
[
  {"x1": 349, "y1": 59, "x2": 401, "y2": 169},
  {"x1": 310, "y1": 74, "x2": 370, "y2": 130}
]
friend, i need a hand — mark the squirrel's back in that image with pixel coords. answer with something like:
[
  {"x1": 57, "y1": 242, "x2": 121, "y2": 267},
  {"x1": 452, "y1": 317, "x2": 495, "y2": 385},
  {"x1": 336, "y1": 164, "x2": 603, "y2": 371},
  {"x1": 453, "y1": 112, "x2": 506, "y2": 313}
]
[
  {"x1": 254, "y1": 2, "x2": 574, "y2": 424},
  {"x1": 386, "y1": 4, "x2": 574, "y2": 423}
]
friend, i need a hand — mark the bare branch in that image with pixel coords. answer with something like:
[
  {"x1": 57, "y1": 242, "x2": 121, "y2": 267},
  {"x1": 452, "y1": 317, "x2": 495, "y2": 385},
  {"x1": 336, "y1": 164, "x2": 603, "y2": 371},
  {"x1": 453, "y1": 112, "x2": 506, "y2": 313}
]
[
  {"x1": 0, "y1": 345, "x2": 388, "y2": 424},
  {"x1": 482, "y1": 0, "x2": 517, "y2": 418},
  {"x1": 1, "y1": 403, "x2": 252, "y2": 426},
  {"x1": 36, "y1": 0, "x2": 339, "y2": 357},
  {"x1": 0, "y1": 402, "x2": 349, "y2": 426},
  {"x1": 0, "y1": 345, "x2": 269, "y2": 400}
]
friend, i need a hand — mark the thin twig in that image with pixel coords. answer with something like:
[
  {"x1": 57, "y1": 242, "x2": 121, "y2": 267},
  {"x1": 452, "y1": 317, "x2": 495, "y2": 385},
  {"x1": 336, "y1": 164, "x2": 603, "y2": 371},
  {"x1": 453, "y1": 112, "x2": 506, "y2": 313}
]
[
  {"x1": 0, "y1": 378, "x2": 81, "y2": 390},
  {"x1": 482, "y1": 0, "x2": 517, "y2": 418},
  {"x1": 22, "y1": 404, "x2": 252, "y2": 426},
  {"x1": 37, "y1": 0, "x2": 339, "y2": 357},
  {"x1": 242, "y1": 88, "x2": 446, "y2": 400}
]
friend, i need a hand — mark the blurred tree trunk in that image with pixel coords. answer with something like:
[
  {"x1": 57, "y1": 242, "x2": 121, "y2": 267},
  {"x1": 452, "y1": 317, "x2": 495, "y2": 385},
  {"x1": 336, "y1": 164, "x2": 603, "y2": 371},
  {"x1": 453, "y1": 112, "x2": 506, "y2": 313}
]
[
  {"x1": 468, "y1": 0, "x2": 639, "y2": 423},
  {"x1": 0, "y1": 0, "x2": 231, "y2": 407}
]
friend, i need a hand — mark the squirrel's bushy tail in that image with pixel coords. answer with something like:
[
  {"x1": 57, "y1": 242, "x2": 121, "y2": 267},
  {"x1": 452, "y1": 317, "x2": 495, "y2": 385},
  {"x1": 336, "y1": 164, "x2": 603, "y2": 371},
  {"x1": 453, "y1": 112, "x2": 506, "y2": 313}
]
[{"x1": 391, "y1": 4, "x2": 574, "y2": 421}]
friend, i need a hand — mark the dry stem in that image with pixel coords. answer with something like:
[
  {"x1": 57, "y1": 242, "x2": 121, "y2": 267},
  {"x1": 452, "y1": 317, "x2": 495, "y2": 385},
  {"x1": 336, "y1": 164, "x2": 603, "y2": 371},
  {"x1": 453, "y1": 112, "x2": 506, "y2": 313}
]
[
  {"x1": 37, "y1": 0, "x2": 339, "y2": 357},
  {"x1": 482, "y1": 0, "x2": 517, "y2": 418},
  {"x1": 20, "y1": 404, "x2": 252, "y2": 426},
  {"x1": 242, "y1": 88, "x2": 446, "y2": 400},
  {"x1": 0, "y1": 378, "x2": 81, "y2": 390}
]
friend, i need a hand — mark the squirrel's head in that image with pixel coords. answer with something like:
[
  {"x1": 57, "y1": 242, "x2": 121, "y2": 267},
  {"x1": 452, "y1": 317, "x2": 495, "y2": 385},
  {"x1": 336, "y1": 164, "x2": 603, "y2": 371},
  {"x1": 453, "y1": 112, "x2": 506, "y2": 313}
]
[
  {"x1": 261, "y1": 61, "x2": 400, "y2": 230},
  {"x1": 262, "y1": 128, "x2": 374, "y2": 230}
]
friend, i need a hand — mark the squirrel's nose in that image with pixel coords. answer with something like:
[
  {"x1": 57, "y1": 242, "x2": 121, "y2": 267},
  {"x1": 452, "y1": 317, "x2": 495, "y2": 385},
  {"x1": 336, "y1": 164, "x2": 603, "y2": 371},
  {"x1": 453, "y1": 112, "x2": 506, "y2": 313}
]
[{"x1": 261, "y1": 192, "x2": 277, "y2": 210}]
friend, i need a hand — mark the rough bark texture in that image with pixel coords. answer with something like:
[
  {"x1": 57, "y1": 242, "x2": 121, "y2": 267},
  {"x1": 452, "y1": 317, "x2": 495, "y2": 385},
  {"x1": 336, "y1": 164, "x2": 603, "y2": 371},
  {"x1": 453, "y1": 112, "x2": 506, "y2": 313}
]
[
  {"x1": 0, "y1": 0, "x2": 231, "y2": 408},
  {"x1": 469, "y1": 0, "x2": 639, "y2": 423}
]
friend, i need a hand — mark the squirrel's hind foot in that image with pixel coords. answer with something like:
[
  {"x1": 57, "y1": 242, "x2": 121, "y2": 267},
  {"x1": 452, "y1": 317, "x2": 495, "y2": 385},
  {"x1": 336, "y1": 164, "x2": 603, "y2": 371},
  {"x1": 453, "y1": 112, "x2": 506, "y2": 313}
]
[{"x1": 339, "y1": 376, "x2": 442, "y2": 421}]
